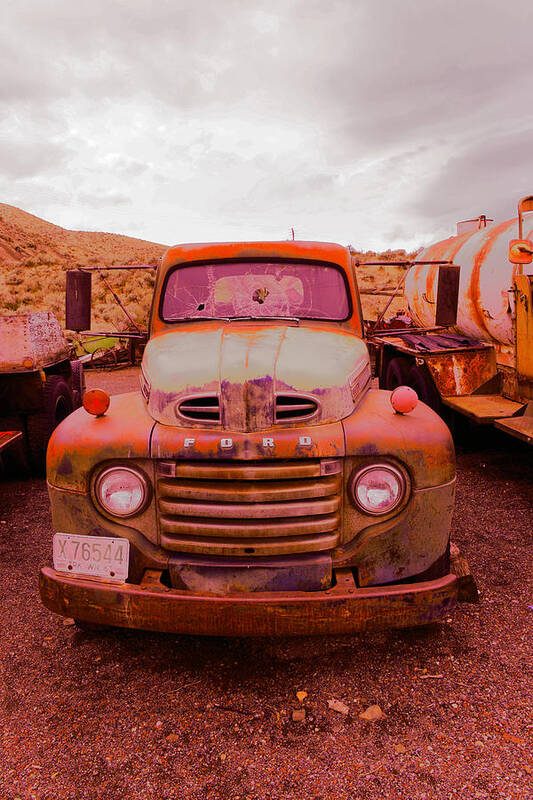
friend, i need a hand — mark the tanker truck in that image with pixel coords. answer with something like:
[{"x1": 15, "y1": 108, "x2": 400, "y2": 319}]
[{"x1": 372, "y1": 195, "x2": 533, "y2": 445}]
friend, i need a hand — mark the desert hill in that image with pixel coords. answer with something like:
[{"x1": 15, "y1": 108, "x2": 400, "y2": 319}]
[
  {"x1": 0, "y1": 203, "x2": 412, "y2": 330},
  {"x1": 0, "y1": 203, "x2": 166, "y2": 267}
]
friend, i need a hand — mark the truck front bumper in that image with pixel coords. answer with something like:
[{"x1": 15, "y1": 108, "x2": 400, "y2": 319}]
[{"x1": 40, "y1": 567, "x2": 460, "y2": 636}]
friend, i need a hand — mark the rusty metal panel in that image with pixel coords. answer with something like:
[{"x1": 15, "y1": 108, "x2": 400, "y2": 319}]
[
  {"x1": 46, "y1": 392, "x2": 156, "y2": 492},
  {"x1": 151, "y1": 419, "x2": 346, "y2": 461},
  {"x1": 337, "y1": 480, "x2": 455, "y2": 586},
  {"x1": 40, "y1": 566, "x2": 459, "y2": 636},
  {"x1": 168, "y1": 552, "x2": 332, "y2": 594},
  {"x1": 160, "y1": 530, "x2": 339, "y2": 557},
  {"x1": 341, "y1": 389, "x2": 455, "y2": 490},
  {"x1": 406, "y1": 215, "x2": 532, "y2": 349},
  {"x1": 424, "y1": 348, "x2": 498, "y2": 396},
  {"x1": 143, "y1": 324, "x2": 368, "y2": 431},
  {"x1": 0, "y1": 312, "x2": 70, "y2": 373},
  {"x1": 515, "y1": 275, "x2": 533, "y2": 383}
]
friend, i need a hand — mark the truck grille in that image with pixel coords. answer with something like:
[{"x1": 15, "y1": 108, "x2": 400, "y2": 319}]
[
  {"x1": 157, "y1": 459, "x2": 342, "y2": 556},
  {"x1": 177, "y1": 395, "x2": 220, "y2": 422},
  {"x1": 275, "y1": 394, "x2": 319, "y2": 422}
]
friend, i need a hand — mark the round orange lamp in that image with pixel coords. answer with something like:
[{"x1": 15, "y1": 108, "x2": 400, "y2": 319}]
[
  {"x1": 83, "y1": 389, "x2": 110, "y2": 417},
  {"x1": 390, "y1": 386, "x2": 418, "y2": 414}
]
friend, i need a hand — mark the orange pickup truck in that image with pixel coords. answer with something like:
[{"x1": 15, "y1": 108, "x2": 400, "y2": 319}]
[{"x1": 40, "y1": 240, "x2": 475, "y2": 635}]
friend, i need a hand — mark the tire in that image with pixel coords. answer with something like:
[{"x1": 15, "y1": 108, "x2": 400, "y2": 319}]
[
  {"x1": 383, "y1": 357, "x2": 412, "y2": 390},
  {"x1": 406, "y1": 364, "x2": 442, "y2": 413},
  {"x1": 26, "y1": 375, "x2": 74, "y2": 472}
]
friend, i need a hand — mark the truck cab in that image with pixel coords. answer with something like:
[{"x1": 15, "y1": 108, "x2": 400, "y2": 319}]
[{"x1": 40, "y1": 240, "x2": 473, "y2": 635}]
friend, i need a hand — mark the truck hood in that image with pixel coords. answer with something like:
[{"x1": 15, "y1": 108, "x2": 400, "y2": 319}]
[{"x1": 142, "y1": 324, "x2": 370, "y2": 432}]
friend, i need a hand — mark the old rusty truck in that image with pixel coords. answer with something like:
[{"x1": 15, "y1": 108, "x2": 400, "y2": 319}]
[
  {"x1": 0, "y1": 312, "x2": 84, "y2": 472},
  {"x1": 373, "y1": 195, "x2": 533, "y2": 446},
  {"x1": 39, "y1": 240, "x2": 476, "y2": 636}
]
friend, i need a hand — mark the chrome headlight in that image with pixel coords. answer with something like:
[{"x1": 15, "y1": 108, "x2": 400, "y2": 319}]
[
  {"x1": 350, "y1": 463, "x2": 407, "y2": 516},
  {"x1": 94, "y1": 466, "x2": 150, "y2": 518}
]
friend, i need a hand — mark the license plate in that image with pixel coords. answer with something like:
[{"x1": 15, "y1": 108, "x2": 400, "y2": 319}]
[{"x1": 53, "y1": 533, "x2": 129, "y2": 581}]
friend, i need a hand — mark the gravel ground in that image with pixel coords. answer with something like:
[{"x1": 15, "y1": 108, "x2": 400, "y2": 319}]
[{"x1": 0, "y1": 369, "x2": 532, "y2": 800}]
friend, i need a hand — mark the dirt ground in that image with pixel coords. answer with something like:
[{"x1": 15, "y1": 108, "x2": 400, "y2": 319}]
[{"x1": 0, "y1": 368, "x2": 532, "y2": 800}]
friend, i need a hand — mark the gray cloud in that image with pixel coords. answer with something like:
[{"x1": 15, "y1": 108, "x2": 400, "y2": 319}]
[{"x1": 2, "y1": 0, "x2": 533, "y2": 249}]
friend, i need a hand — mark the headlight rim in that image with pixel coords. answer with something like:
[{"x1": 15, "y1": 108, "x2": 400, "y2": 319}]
[
  {"x1": 93, "y1": 464, "x2": 152, "y2": 519},
  {"x1": 349, "y1": 461, "x2": 409, "y2": 516}
]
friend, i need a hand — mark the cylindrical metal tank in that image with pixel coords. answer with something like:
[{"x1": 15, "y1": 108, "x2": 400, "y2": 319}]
[{"x1": 404, "y1": 214, "x2": 533, "y2": 346}]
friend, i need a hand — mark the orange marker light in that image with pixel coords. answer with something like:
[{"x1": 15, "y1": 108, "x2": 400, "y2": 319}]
[
  {"x1": 390, "y1": 385, "x2": 418, "y2": 414},
  {"x1": 22, "y1": 357, "x2": 34, "y2": 369},
  {"x1": 83, "y1": 389, "x2": 110, "y2": 417}
]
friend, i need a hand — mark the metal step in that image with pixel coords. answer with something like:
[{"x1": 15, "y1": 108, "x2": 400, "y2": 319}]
[
  {"x1": 443, "y1": 394, "x2": 524, "y2": 423},
  {"x1": 494, "y1": 404, "x2": 533, "y2": 444}
]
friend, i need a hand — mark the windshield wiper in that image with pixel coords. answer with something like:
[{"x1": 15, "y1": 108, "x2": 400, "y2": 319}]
[
  {"x1": 173, "y1": 316, "x2": 232, "y2": 322},
  {"x1": 228, "y1": 316, "x2": 301, "y2": 325}
]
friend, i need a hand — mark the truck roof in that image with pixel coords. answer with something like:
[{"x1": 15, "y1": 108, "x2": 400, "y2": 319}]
[{"x1": 161, "y1": 240, "x2": 351, "y2": 269}]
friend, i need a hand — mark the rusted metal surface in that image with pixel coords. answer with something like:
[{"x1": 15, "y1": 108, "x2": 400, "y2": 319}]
[
  {"x1": 151, "y1": 419, "x2": 346, "y2": 462},
  {"x1": 47, "y1": 393, "x2": 155, "y2": 492},
  {"x1": 0, "y1": 312, "x2": 70, "y2": 373},
  {"x1": 423, "y1": 349, "x2": 498, "y2": 397},
  {"x1": 39, "y1": 567, "x2": 458, "y2": 636},
  {"x1": 406, "y1": 214, "x2": 533, "y2": 349},
  {"x1": 341, "y1": 389, "x2": 455, "y2": 489},
  {"x1": 338, "y1": 479, "x2": 455, "y2": 586},
  {"x1": 143, "y1": 323, "x2": 369, "y2": 431},
  {"x1": 515, "y1": 275, "x2": 533, "y2": 390},
  {"x1": 168, "y1": 552, "x2": 332, "y2": 594},
  {"x1": 158, "y1": 461, "x2": 341, "y2": 556}
]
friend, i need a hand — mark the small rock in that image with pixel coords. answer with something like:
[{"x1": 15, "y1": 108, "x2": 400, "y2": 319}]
[
  {"x1": 166, "y1": 733, "x2": 179, "y2": 742},
  {"x1": 394, "y1": 743, "x2": 406, "y2": 754},
  {"x1": 328, "y1": 698, "x2": 349, "y2": 716},
  {"x1": 359, "y1": 704, "x2": 384, "y2": 722},
  {"x1": 220, "y1": 753, "x2": 227, "y2": 761},
  {"x1": 62, "y1": 617, "x2": 75, "y2": 627},
  {"x1": 155, "y1": 720, "x2": 163, "y2": 729},
  {"x1": 292, "y1": 708, "x2": 306, "y2": 722}
]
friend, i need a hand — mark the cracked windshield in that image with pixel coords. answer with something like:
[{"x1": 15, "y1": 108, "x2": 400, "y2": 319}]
[{"x1": 161, "y1": 261, "x2": 350, "y2": 321}]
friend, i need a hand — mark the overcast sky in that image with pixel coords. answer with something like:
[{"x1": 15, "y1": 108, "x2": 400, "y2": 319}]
[{"x1": 2, "y1": 0, "x2": 533, "y2": 251}]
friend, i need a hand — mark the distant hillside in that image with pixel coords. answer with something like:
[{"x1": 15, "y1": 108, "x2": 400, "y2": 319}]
[
  {"x1": 0, "y1": 203, "x2": 414, "y2": 330},
  {"x1": 0, "y1": 204, "x2": 166, "y2": 329}
]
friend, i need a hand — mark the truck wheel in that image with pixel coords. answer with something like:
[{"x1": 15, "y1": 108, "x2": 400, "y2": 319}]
[
  {"x1": 384, "y1": 357, "x2": 411, "y2": 390},
  {"x1": 406, "y1": 364, "x2": 442, "y2": 413},
  {"x1": 26, "y1": 375, "x2": 74, "y2": 472}
]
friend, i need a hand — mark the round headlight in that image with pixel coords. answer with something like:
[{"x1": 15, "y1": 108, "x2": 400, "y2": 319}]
[
  {"x1": 350, "y1": 464, "x2": 407, "y2": 516},
  {"x1": 95, "y1": 466, "x2": 150, "y2": 518}
]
